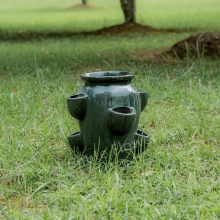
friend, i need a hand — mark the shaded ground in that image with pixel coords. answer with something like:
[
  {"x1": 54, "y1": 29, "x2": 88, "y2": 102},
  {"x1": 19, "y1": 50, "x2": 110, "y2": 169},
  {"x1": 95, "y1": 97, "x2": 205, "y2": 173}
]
[
  {"x1": 0, "y1": 22, "x2": 193, "y2": 41},
  {"x1": 132, "y1": 49, "x2": 164, "y2": 64},
  {"x1": 134, "y1": 32, "x2": 220, "y2": 62},
  {"x1": 64, "y1": 4, "x2": 97, "y2": 10},
  {"x1": 91, "y1": 22, "x2": 198, "y2": 36},
  {"x1": 0, "y1": 21, "x2": 219, "y2": 60},
  {"x1": 92, "y1": 22, "x2": 168, "y2": 35},
  {"x1": 163, "y1": 32, "x2": 220, "y2": 59}
]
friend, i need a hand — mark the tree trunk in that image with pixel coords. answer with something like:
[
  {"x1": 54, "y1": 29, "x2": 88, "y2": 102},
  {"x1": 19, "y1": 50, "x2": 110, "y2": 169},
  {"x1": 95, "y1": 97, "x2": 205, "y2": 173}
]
[
  {"x1": 82, "y1": 0, "x2": 87, "y2": 5},
  {"x1": 120, "y1": 0, "x2": 136, "y2": 23}
]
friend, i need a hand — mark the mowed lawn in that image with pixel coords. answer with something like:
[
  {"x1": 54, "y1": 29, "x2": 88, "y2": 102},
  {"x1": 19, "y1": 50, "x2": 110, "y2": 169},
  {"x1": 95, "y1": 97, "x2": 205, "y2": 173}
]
[
  {"x1": 0, "y1": 0, "x2": 220, "y2": 219},
  {"x1": 0, "y1": 0, "x2": 220, "y2": 31}
]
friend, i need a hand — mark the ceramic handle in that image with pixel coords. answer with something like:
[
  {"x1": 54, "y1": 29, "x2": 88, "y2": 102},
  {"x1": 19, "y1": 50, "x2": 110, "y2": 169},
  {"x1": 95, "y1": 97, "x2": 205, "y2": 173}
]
[
  {"x1": 67, "y1": 94, "x2": 87, "y2": 120},
  {"x1": 68, "y1": 132, "x2": 83, "y2": 152},
  {"x1": 139, "y1": 91, "x2": 148, "y2": 111},
  {"x1": 107, "y1": 106, "x2": 136, "y2": 136}
]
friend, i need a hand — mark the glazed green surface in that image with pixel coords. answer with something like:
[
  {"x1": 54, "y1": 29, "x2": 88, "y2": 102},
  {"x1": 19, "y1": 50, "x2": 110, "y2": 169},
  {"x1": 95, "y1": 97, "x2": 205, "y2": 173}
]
[{"x1": 77, "y1": 76, "x2": 143, "y2": 158}]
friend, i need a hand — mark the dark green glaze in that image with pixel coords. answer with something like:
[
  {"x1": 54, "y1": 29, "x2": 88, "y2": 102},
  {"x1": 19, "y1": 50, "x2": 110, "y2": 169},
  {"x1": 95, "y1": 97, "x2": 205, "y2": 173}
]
[
  {"x1": 67, "y1": 94, "x2": 87, "y2": 120},
  {"x1": 67, "y1": 71, "x2": 149, "y2": 159},
  {"x1": 139, "y1": 91, "x2": 148, "y2": 112},
  {"x1": 107, "y1": 107, "x2": 136, "y2": 136},
  {"x1": 68, "y1": 132, "x2": 83, "y2": 152}
]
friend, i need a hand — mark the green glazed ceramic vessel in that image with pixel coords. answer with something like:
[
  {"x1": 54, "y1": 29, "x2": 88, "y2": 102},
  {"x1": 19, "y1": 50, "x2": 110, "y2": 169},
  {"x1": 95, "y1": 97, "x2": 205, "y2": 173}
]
[{"x1": 67, "y1": 71, "x2": 149, "y2": 159}]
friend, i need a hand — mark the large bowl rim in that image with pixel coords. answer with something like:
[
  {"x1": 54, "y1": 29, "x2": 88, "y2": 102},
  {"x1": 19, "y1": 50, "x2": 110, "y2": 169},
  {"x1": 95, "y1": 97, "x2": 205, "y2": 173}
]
[{"x1": 81, "y1": 71, "x2": 133, "y2": 83}]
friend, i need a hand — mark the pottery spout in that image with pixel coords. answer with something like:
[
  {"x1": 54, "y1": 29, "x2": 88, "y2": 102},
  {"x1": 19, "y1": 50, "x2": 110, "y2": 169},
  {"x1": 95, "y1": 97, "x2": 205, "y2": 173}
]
[
  {"x1": 107, "y1": 106, "x2": 136, "y2": 136},
  {"x1": 139, "y1": 91, "x2": 148, "y2": 112},
  {"x1": 68, "y1": 132, "x2": 83, "y2": 152},
  {"x1": 67, "y1": 94, "x2": 87, "y2": 120}
]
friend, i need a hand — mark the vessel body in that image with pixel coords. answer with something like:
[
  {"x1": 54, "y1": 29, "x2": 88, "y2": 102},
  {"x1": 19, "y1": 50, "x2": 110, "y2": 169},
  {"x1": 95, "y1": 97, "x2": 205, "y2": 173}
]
[{"x1": 67, "y1": 71, "x2": 149, "y2": 158}]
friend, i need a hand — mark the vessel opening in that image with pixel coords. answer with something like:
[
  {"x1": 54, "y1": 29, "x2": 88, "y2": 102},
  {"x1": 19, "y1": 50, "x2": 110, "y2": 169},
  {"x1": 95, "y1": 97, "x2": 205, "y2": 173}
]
[
  {"x1": 69, "y1": 94, "x2": 85, "y2": 99},
  {"x1": 112, "y1": 107, "x2": 134, "y2": 114}
]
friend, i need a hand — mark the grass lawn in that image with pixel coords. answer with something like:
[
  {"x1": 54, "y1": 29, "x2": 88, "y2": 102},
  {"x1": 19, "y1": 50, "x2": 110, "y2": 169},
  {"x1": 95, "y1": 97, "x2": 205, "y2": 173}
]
[
  {"x1": 0, "y1": 0, "x2": 220, "y2": 32},
  {"x1": 0, "y1": 0, "x2": 220, "y2": 219}
]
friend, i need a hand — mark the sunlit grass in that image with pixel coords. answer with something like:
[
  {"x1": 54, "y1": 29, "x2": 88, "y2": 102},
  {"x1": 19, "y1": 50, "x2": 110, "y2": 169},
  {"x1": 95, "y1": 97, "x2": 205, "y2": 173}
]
[{"x1": 0, "y1": 0, "x2": 219, "y2": 32}]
